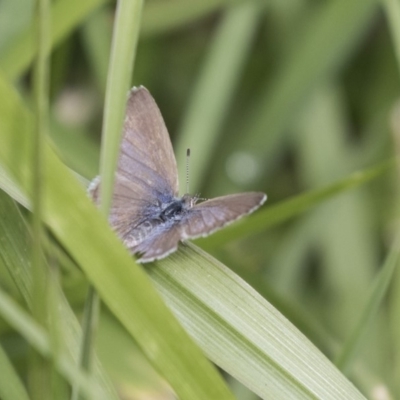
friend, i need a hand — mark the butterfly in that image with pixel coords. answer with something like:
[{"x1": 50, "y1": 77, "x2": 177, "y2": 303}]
[{"x1": 89, "y1": 86, "x2": 266, "y2": 262}]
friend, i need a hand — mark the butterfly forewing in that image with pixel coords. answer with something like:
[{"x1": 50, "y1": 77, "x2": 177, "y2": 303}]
[
  {"x1": 122, "y1": 86, "x2": 179, "y2": 196},
  {"x1": 180, "y1": 192, "x2": 266, "y2": 240},
  {"x1": 90, "y1": 87, "x2": 179, "y2": 241}
]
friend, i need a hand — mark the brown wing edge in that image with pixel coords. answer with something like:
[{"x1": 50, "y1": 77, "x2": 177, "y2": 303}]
[{"x1": 136, "y1": 243, "x2": 179, "y2": 263}]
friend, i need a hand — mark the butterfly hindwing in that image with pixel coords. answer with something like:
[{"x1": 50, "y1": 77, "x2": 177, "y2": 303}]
[{"x1": 130, "y1": 222, "x2": 182, "y2": 263}]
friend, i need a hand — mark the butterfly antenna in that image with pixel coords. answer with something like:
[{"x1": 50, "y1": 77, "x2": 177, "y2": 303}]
[{"x1": 186, "y1": 148, "x2": 190, "y2": 194}]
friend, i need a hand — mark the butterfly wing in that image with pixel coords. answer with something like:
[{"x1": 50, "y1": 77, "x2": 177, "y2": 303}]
[
  {"x1": 119, "y1": 86, "x2": 179, "y2": 198},
  {"x1": 180, "y1": 192, "x2": 266, "y2": 240},
  {"x1": 90, "y1": 86, "x2": 179, "y2": 239},
  {"x1": 131, "y1": 221, "x2": 182, "y2": 263}
]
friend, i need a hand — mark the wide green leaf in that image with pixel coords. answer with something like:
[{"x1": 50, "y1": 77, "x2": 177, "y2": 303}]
[{"x1": 147, "y1": 243, "x2": 366, "y2": 399}]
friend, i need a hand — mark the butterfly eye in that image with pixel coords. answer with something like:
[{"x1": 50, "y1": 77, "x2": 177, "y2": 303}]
[{"x1": 181, "y1": 194, "x2": 195, "y2": 208}]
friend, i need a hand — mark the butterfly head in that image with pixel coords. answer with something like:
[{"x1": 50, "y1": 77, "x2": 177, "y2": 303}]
[{"x1": 181, "y1": 193, "x2": 198, "y2": 208}]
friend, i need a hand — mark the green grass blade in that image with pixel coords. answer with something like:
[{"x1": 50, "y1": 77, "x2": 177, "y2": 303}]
[
  {"x1": 80, "y1": 8, "x2": 112, "y2": 95},
  {"x1": 176, "y1": 1, "x2": 262, "y2": 190},
  {"x1": 382, "y1": 0, "x2": 400, "y2": 69},
  {"x1": 0, "y1": 0, "x2": 33, "y2": 55},
  {"x1": 0, "y1": 288, "x2": 107, "y2": 400},
  {"x1": 147, "y1": 243, "x2": 367, "y2": 399},
  {"x1": 30, "y1": 0, "x2": 52, "y2": 397},
  {"x1": 335, "y1": 235, "x2": 400, "y2": 373},
  {"x1": 99, "y1": 0, "x2": 143, "y2": 215},
  {"x1": 208, "y1": 0, "x2": 379, "y2": 193},
  {"x1": 0, "y1": 194, "x2": 32, "y2": 303},
  {"x1": 141, "y1": 0, "x2": 246, "y2": 37},
  {"x1": 249, "y1": 0, "x2": 378, "y2": 163},
  {"x1": 0, "y1": 343, "x2": 30, "y2": 400},
  {"x1": 48, "y1": 120, "x2": 99, "y2": 180},
  {"x1": 0, "y1": 0, "x2": 110, "y2": 81},
  {"x1": 0, "y1": 190, "x2": 120, "y2": 400},
  {"x1": 76, "y1": 0, "x2": 144, "y2": 395},
  {"x1": 71, "y1": 285, "x2": 101, "y2": 400},
  {"x1": 0, "y1": 0, "x2": 246, "y2": 83},
  {"x1": 381, "y1": 4, "x2": 400, "y2": 392},
  {"x1": 0, "y1": 165, "x2": 30, "y2": 209},
  {"x1": 199, "y1": 159, "x2": 394, "y2": 250},
  {"x1": 295, "y1": 83, "x2": 388, "y2": 368},
  {"x1": 389, "y1": 239, "x2": 400, "y2": 396}
]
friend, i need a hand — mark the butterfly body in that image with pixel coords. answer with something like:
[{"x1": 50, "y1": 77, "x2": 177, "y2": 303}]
[
  {"x1": 158, "y1": 194, "x2": 196, "y2": 222},
  {"x1": 120, "y1": 194, "x2": 195, "y2": 246},
  {"x1": 90, "y1": 86, "x2": 266, "y2": 262}
]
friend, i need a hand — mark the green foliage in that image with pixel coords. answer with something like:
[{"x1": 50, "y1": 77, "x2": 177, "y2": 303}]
[{"x1": 0, "y1": 0, "x2": 399, "y2": 399}]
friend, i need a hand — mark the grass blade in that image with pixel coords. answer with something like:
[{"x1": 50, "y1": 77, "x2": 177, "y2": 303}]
[
  {"x1": 199, "y1": 159, "x2": 394, "y2": 249},
  {"x1": 382, "y1": 0, "x2": 400, "y2": 70},
  {"x1": 0, "y1": 287, "x2": 107, "y2": 400},
  {"x1": 99, "y1": 0, "x2": 143, "y2": 215},
  {"x1": 0, "y1": 0, "x2": 110, "y2": 81},
  {"x1": 176, "y1": 1, "x2": 262, "y2": 190},
  {"x1": 0, "y1": 190, "x2": 120, "y2": 400},
  {"x1": 147, "y1": 243, "x2": 367, "y2": 399},
  {"x1": 0, "y1": 343, "x2": 30, "y2": 400},
  {"x1": 141, "y1": 0, "x2": 246, "y2": 37},
  {"x1": 30, "y1": 0, "x2": 52, "y2": 397},
  {"x1": 207, "y1": 0, "x2": 379, "y2": 193},
  {"x1": 335, "y1": 235, "x2": 400, "y2": 373}
]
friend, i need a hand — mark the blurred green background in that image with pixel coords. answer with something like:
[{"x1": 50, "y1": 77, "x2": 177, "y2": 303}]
[{"x1": 1, "y1": 0, "x2": 400, "y2": 399}]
